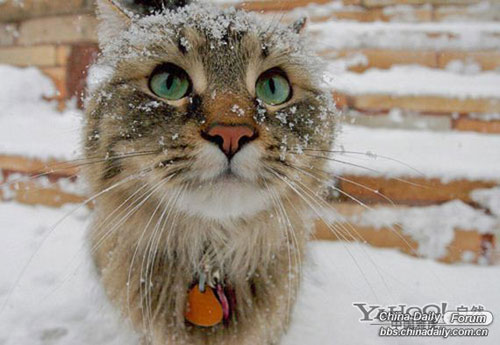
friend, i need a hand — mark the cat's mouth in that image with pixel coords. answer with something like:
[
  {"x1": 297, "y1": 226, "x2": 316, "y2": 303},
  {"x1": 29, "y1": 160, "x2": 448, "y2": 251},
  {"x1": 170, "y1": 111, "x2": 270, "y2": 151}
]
[
  {"x1": 221, "y1": 168, "x2": 238, "y2": 178},
  {"x1": 208, "y1": 167, "x2": 249, "y2": 184},
  {"x1": 187, "y1": 141, "x2": 263, "y2": 184}
]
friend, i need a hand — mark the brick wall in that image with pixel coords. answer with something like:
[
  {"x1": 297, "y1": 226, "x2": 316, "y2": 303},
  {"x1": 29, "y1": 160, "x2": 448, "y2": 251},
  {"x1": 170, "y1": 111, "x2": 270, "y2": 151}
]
[{"x1": 0, "y1": 0, "x2": 98, "y2": 108}]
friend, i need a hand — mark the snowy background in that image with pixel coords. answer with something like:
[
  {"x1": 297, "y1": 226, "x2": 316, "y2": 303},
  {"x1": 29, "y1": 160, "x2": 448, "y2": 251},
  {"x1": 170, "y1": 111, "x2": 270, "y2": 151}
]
[{"x1": 1, "y1": 0, "x2": 500, "y2": 344}]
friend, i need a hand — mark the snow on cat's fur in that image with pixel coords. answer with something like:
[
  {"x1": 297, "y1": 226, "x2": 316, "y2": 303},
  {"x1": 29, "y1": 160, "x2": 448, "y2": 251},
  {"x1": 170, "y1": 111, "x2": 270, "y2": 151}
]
[{"x1": 84, "y1": 1, "x2": 338, "y2": 344}]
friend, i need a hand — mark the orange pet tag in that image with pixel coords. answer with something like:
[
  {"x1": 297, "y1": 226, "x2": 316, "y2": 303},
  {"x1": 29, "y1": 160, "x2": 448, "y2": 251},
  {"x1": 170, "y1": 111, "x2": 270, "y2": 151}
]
[{"x1": 185, "y1": 284, "x2": 223, "y2": 327}]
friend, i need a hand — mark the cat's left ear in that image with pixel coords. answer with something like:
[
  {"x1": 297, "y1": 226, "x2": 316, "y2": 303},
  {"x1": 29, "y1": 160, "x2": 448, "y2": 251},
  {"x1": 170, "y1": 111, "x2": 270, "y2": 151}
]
[
  {"x1": 289, "y1": 17, "x2": 307, "y2": 34},
  {"x1": 96, "y1": 0, "x2": 192, "y2": 48},
  {"x1": 96, "y1": 0, "x2": 133, "y2": 49}
]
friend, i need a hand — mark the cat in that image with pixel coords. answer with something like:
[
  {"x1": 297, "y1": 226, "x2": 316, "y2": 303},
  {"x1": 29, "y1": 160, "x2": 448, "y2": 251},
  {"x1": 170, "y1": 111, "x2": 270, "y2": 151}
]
[{"x1": 83, "y1": 0, "x2": 338, "y2": 344}]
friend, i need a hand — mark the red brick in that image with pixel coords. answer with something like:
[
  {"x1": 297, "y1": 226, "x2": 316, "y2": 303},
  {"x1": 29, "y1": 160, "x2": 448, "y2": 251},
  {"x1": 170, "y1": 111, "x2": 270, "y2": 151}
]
[
  {"x1": 337, "y1": 175, "x2": 498, "y2": 205},
  {"x1": 0, "y1": 45, "x2": 57, "y2": 67},
  {"x1": 437, "y1": 51, "x2": 500, "y2": 71},
  {"x1": 0, "y1": 0, "x2": 91, "y2": 22},
  {"x1": 311, "y1": 7, "x2": 432, "y2": 22},
  {"x1": 453, "y1": 118, "x2": 500, "y2": 134},
  {"x1": 0, "y1": 155, "x2": 78, "y2": 177},
  {"x1": 434, "y1": 5, "x2": 500, "y2": 22},
  {"x1": 362, "y1": 0, "x2": 482, "y2": 8},
  {"x1": 235, "y1": 0, "x2": 332, "y2": 11},
  {"x1": 18, "y1": 14, "x2": 98, "y2": 46},
  {"x1": 10, "y1": 181, "x2": 87, "y2": 208},
  {"x1": 346, "y1": 94, "x2": 500, "y2": 114},
  {"x1": 317, "y1": 8, "x2": 387, "y2": 22},
  {"x1": 66, "y1": 43, "x2": 100, "y2": 108},
  {"x1": 56, "y1": 45, "x2": 72, "y2": 66}
]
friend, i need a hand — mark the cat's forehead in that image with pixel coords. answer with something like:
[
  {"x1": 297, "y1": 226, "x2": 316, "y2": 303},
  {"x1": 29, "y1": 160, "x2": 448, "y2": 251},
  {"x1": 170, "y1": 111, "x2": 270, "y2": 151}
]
[
  {"x1": 138, "y1": 5, "x2": 293, "y2": 43},
  {"x1": 105, "y1": 4, "x2": 304, "y2": 62}
]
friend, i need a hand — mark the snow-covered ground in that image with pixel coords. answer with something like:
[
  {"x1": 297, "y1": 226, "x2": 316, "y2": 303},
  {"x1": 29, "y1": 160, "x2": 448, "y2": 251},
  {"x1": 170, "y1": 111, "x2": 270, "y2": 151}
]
[{"x1": 1, "y1": 202, "x2": 499, "y2": 345}]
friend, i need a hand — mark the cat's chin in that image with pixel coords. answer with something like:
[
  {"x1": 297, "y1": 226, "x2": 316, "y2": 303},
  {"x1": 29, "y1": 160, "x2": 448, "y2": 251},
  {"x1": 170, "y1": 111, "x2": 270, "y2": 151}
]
[{"x1": 167, "y1": 179, "x2": 274, "y2": 220}]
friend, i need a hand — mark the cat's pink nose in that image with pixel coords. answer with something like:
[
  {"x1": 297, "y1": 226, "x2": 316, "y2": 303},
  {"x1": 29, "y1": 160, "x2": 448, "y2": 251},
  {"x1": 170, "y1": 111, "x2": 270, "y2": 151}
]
[{"x1": 203, "y1": 125, "x2": 256, "y2": 158}]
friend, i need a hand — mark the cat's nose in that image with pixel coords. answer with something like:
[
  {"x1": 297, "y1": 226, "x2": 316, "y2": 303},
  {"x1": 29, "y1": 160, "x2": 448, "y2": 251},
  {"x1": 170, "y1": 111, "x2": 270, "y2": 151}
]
[{"x1": 203, "y1": 124, "x2": 256, "y2": 158}]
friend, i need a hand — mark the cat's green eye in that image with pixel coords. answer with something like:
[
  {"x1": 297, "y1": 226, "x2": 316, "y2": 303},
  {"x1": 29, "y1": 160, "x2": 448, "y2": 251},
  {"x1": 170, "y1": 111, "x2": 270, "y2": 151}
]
[
  {"x1": 149, "y1": 64, "x2": 191, "y2": 100},
  {"x1": 255, "y1": 69, "x2": 292, "y2": 106}
]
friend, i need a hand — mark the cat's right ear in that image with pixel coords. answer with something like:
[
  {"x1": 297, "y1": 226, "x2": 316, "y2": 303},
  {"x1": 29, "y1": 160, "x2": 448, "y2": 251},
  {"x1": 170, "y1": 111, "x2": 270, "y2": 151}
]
[{"x1": 96, "y1": 0, "x2": 133, "y2": 48}]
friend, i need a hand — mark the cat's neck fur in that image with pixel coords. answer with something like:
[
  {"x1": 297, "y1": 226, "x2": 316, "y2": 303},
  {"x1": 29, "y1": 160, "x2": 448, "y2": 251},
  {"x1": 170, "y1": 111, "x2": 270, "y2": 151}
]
[{"x1": 91, "y1": 189, "x2": 310, "y2": 344}]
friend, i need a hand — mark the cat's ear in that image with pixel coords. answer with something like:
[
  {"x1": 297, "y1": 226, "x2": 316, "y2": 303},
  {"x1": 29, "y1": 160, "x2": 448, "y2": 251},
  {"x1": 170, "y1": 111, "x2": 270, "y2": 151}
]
[
  {"x1": 96, "y1": 0, "x2": 192, "y2": 47},
  {"x1": 290, "y1": 17, "x2": 307, "y2": 34},
  {"x1": 96, "y1": 0, "x2": 133, "y2": 48}
]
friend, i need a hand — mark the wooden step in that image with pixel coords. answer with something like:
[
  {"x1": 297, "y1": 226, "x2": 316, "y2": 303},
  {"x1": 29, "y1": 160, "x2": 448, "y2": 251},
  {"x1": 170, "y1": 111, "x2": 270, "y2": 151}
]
[
  {"x1": 340, "y1": 94, "x2": 500, "y2": 114},
  {"x1": 235, "y1": 0, "x2": 332, "y2": 11},
  {"x1": 0, "y1": 155, "x2": 85, "y2": 208},
  {"x1": 314, "y1": 218, "x2": 494, "y2": 264},
  {"x1": 453, "y1": 117, "x2": 500, "y2": 134},
  {"x1": 313, "y1": 202, "x2": 497, "y2": 264},
  {"x1": 2, "y1": 180, "x2": 87, "y2": 208},
  {"x1": 320, "y1": 49, "x2": 500, "y2": 72},
  {"x1": 362, "y1": 0, "x2": 485, "y2": 7},
  {"x1": 341, "y1": 111, "x2": 500, "y2": 134},
  {"x1": 0, "y1": 154, "x2": 78, "y2": 177},
  {"x1": 227, "y1": 0, "x2": 498, "y2": 24},
  {"x1": 298, "y1": 6, "x2": 433, "y2": 23},
  {"x1": 334, "y1": 175, "x2": 498, "y2": 205},
  {"x1": 0, "y1": 0, "x2": 93, "y2": 22}
]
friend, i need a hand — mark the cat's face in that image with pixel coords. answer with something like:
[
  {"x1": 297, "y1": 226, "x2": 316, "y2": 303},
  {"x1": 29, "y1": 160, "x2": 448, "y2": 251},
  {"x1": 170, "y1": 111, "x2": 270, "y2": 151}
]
[{"x1": 85, "y1": 1, "x2": 337, "y2": 219}]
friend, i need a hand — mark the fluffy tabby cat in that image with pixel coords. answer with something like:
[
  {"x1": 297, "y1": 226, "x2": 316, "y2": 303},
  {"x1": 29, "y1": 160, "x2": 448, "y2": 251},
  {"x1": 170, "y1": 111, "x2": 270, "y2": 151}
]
[{"x1": 84, "y1": 0, "x2": 338, "y2": 344}]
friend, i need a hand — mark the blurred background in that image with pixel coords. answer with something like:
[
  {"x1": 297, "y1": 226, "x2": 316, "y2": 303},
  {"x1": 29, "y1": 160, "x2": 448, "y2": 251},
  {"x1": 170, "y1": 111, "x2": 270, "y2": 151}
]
[{"x1": 0, "y1": 0, "x2": 499, "y2": 263}]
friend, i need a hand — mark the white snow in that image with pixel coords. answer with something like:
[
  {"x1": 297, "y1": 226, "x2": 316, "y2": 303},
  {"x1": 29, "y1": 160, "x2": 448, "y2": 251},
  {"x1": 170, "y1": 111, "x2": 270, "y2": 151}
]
[
  {"x1": 287, "y1": 0, "x2": 359, "y2": 19},
  {"x1": 330, "y1": 125, "x2": 500, "y2": 181},
  {"x1": 350, "y1": 200, "x2": 497, "y2": 259},
  {"x1": 326, "y1": 65, "x2": 500, "y2": 99},
  {"x1": 86, "y1": 63, "x2": 115, "y2": 96},
  {"x1": 1, "y1": 202, "x2": 500, "y2": 344},
  {"x1": 0, "y1": 203, "x2": 137, "y2": 345},
  {"x1": 471, "y1": 187, "x2": 500, "y2": 217},
  {"x1": 310, "y1": 21, "x2": 500, "y2": 51},
  {"x1": 0, "y1": 65, "x2": 82, "y2": 160}
]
